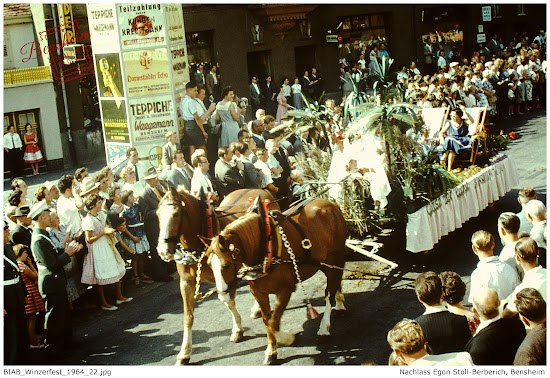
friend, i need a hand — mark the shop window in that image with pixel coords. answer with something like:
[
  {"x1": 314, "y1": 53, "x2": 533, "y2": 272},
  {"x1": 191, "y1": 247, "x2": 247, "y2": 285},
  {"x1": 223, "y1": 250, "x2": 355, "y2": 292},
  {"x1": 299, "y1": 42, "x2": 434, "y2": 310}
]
[
  {"x1": 491, "y1": 5, "x2": 502, "y2": 18},
  {"x1": 186, "y1": 30, "x2": 215, "y2": 67},
  {"x1": 336, "y1": 13, "x2": 388, "y2": 61}
]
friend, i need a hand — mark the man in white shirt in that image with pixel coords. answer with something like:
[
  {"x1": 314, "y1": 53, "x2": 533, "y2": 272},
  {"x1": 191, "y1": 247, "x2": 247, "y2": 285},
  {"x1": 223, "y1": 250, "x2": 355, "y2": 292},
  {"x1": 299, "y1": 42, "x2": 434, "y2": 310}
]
[
  {"x1": 503, "y1": 237, "x2": 547, "y2": 318},
  {"x1": 125, "y1": 147, "x2": 147, "y2": 186},
  {"x1": 3, "y1": 125, "x2": 24, "y2": 180},
  {"x1": 437, "y1": 50, "x2": 447, "y2": 71},
  {"x1": 468, "y1": 230, "x2": 519, "y2": 304},
  {"x1": 516, "y1": 187, "x2": 537, "y2": 234},
  {"x1": 387, "y1": 319, "x2": 474, "y2": 366},
  {"x1": 525, "y1": 199, "x2": 547, "y2": 251},
  {"x1": 190, "y1": 154, "x2": 217, "y2": 202},
  {"x1": 180, "y1": 82, "x2": 209, "y2": 156},
  {"x1": 497, "y1": 212, "x2": 523, "y2": 280}
]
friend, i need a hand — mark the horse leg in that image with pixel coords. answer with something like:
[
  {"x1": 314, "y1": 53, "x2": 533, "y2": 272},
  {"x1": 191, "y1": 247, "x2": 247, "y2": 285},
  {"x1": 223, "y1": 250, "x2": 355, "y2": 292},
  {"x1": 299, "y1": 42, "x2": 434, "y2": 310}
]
[
  {"x1": 226, "y1": 287, "x2": 244, "y2": 342},
  {"x1": 270, "y1": 290, "x2": 294, "y2": 345},
  {"x1": 175, "y1": 265, "x2": 195, "y2": 366},
  {"x1": 318, "y1": 266, "x2": 344, "y2": 336},
  {"x1": 250, "y1": 299, "x2": 262, "y2": 319},
  {"x1": 249, "y1": 287, "x2": 278, "y2": 365}
]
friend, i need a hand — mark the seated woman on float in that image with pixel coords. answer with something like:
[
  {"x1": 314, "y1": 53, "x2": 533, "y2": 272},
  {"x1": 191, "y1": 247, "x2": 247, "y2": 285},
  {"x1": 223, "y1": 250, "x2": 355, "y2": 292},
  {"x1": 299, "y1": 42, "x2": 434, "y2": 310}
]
[{"x1": 438, "y1": 105, "x2": 475, "y2": 171}]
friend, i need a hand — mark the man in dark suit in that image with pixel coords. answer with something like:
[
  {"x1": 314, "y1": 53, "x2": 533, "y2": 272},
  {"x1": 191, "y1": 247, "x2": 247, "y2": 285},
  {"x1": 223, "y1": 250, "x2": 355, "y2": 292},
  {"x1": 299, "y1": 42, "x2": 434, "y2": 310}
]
[
  {"x1": 140, "y1": 167, "x2": 172, "y2": 282},
  {"x1": 205, "y1": 64, "x2": 220, "y2": 103},
  {"x1": 251, "y1": 119, "x2": 266, "y2": 149},
  {"x1": 214, "y1": 147, "x2": 245, "y2": 197},
  {"x1": 29, "y1": 200, "x2": 82, "y2": 359},
  {"x1": 413, "y1": 272, "x2": 472, "y2": 355},
  {"x1": 4, "y1": 221, "x2": 30, "y2": 365},
  {"x1": 160, "y1": 149, "x2": 193, "y2": 191},
  {"x1": 249, "y1": 75, "x2": 262, "y2": 114},
  {"x1": 513, "y1": 288, "x2": 546, "y2": 365},
  {"x1": 237, "y1": 142, "x2": 263, "y2": 188},
  {"x1": 10, "y1": 206, "x2": 36, "y2": 268},
  {"x1": 465, "y1": 288, "x2": 526, "y2": 365}
]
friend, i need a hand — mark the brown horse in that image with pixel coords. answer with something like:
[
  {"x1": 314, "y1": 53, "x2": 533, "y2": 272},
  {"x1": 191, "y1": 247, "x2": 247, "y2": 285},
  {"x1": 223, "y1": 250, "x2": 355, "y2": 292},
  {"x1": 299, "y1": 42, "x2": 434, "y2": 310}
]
[
  {"x1": 156, "y1": 187, "x2": 278, "y2": 365},
  {"x1": 204, "y1": 199, "x2": 348, "y2": 365}
]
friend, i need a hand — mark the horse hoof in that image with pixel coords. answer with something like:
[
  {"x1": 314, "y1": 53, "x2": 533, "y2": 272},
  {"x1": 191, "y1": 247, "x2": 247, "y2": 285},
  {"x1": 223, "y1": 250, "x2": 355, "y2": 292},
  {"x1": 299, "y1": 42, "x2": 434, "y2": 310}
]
[
  {"x1": 317, "y1": 329, "x2": 331, "y2": 337},
  {"x1": 250, "y1": 310, "x2": 262, "y2": 319},
  {"x1": 175, "y1": 358, "x2": 190, "y2": 366},
  {"x1": 230, "y1": 330, "x2": 244, "y2": 343},
  {"x1": 263, "y1": 353, "x2": 278, "y2": 365}
]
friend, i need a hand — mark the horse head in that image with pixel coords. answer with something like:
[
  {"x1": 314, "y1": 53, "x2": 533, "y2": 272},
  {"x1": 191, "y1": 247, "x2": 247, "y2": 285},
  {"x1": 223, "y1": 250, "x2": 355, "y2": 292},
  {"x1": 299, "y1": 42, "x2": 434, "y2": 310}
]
[
  {"x1": 157, "y1": 186, "x2": 185, "y2": 262},
  {"x1": 204, "y1": 213, "x2": 261, "y2": 299}
]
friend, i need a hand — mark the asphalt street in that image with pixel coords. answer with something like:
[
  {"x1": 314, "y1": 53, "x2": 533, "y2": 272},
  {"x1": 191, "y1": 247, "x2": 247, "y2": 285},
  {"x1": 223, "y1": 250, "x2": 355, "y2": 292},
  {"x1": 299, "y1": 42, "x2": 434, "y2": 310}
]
[{"x1": 6, "y1": 109, "x2": 547, "y2": 366}]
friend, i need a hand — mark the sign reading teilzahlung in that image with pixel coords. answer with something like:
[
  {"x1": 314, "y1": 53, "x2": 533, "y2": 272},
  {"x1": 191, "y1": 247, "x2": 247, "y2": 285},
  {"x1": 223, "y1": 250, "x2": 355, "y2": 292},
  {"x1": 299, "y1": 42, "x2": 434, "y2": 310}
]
[
  {"x1": 87, "y1": 4, "x2": 189, "y2": 167},
  {"x1": 118, "y1": 4, "x2": 166, "y2": 50}
]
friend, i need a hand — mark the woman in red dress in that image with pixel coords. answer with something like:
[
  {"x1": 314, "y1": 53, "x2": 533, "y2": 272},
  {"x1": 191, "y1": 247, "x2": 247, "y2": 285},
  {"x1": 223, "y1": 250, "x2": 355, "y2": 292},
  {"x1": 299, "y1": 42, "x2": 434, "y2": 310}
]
[
  {"x1": 14, "y1": 244, "x2": 45, "y2": 348},
  {"x1": 23, "y1": 123, "x2": 43, "y2": 175}
]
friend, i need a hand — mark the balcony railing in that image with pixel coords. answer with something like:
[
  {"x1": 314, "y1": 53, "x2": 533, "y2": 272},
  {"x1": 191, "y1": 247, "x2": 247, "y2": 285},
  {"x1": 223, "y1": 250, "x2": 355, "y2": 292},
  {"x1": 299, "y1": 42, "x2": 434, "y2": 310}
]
[{"x1": 4, "y1": 66, "x2": 52, "y2": 85}]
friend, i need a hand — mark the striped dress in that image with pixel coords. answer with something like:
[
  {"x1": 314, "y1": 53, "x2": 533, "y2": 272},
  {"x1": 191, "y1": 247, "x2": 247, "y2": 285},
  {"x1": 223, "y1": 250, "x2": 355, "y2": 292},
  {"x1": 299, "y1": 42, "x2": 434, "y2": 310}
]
[{"x1": 17, "y1": 261, "x2": 45, "y2": 314}]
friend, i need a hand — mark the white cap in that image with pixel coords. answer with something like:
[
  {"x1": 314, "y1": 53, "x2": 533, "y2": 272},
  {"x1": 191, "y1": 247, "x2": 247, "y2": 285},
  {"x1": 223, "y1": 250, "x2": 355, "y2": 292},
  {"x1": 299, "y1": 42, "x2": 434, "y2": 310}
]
[
  {"x1": 44, "y1": 180, "x2": 56, "y2": 191},
  {"x1": 28, "y1": 199, "x2": 51, "y2": 220}
]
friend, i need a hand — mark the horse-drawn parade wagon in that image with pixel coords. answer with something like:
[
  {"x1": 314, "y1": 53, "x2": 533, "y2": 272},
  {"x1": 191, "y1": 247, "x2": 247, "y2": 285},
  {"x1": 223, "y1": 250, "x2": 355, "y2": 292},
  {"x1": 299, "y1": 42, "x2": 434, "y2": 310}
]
[{"x1": 153, "y1": 58, "x2": 518, "y2": 365}]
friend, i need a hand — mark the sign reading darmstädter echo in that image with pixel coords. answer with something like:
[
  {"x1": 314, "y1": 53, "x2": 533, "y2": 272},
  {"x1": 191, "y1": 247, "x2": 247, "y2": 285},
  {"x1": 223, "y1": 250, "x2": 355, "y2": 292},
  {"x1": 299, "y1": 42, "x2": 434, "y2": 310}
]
[{"x1": 87, "y1": 3, "x2": 189, "y2": 169}]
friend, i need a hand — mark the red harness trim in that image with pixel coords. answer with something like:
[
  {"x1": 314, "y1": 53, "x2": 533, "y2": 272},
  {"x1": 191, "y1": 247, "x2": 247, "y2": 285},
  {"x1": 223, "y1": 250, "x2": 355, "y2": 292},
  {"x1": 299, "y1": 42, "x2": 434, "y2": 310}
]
[
  {"x1": 262, "y1": 199, "x2": 273, "y2": 272},
  {"x1": 205, "y1": 192, "x2": 214, "y2": 238}
]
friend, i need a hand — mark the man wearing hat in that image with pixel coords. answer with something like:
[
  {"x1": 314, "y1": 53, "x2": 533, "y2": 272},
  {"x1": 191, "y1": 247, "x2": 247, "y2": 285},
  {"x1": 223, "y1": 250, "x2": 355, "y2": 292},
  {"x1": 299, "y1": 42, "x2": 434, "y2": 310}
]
[
  {"x1": 139, "y1": 167, "x2": 172, "y2": 282},
  {"x1": 45, "y1": 180, "x2": 60, "y2": 204},
  {"x1": 10, "y1": 206, "x2": 35, "y2": 266},
  {"x1": 30, "y1": 200, "x2": 83, "y2": 359},
  {"x1": 4, "y1": 220, "x2": 30, "y2": 364},
  {"x1": 79, "y1": 176, "x2": 100, "y2": 198}
]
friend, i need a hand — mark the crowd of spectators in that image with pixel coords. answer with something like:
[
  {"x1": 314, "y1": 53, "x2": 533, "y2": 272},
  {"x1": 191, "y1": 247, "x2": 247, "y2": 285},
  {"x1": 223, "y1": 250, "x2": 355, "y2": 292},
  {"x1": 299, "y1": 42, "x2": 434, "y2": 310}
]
[
  {"x1": 387, "y1": 186, "x2": 546, "y2": 366},
  {"x1": 3, "y1": 28, "x2": 547, "y2": 366}
]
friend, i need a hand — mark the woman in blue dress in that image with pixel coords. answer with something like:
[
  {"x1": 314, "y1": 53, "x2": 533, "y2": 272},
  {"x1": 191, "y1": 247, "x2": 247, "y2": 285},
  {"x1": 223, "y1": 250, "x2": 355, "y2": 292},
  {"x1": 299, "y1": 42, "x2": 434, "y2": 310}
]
[
  {"x1": 439, "y1": 105, "x2": 475, "y2": 171},
  {"x1": 216, "y1": 86, "x2": 241, "y2": 148}
]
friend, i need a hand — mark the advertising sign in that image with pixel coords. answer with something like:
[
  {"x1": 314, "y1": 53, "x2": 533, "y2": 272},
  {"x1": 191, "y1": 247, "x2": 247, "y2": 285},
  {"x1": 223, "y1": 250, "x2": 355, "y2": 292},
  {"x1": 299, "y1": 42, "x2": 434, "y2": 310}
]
[
  {"x1": 100, "y1": 100, "x2": 130, "y2": 143},
  {"x1": 95, "y1": 53, "x2": 124, "y2": 102},
  {"x1": 481, "y1": 6, "x2": 492, "y2": 22},
  {"x1": 170, "y1": 44, "x2": 189, "y2": 92},
  {"x1": 118, "y1": 4, "x2": 166, "y2": 50},
  {"x1": 58, "y1": 4, "x2": 75, "y2": 44},
  {"x1": 87, "y1": 3, "x2": 119, "y2": 53},
  {"x1": 165, "y1": 4, "x2": 185, "y2": 44},
  {"x1": 106, "y1": 143, "x2": 130, "y2": 168},
  {"x1": 123, "y1": 48, "x2": 171, "y2": 97},
  {"x1": 128, "y1": 95, "x2": 177, "y2": 144}
]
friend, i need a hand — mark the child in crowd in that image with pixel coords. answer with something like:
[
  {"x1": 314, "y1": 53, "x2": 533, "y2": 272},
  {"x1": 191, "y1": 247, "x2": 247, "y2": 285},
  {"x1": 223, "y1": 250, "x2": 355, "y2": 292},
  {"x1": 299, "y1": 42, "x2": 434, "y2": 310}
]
[
  {"x1": 107, "y1": 185, "x2": 124, "y2": 214},
  {"x1": 120, "y1": 190, "x2": 151, "y2": 285},
  {"x1": 507, "y1": 82, "x2": 516, "y2": 117},
  {"x1": 81, "y1": 194, "x2": 130, "y2": 311},
  {"x1": 13, "y1": 244, "x2": 45, "y2": 348},
  {"x1": 105, "y1": 211, "x2": 136, "y2": 270}
]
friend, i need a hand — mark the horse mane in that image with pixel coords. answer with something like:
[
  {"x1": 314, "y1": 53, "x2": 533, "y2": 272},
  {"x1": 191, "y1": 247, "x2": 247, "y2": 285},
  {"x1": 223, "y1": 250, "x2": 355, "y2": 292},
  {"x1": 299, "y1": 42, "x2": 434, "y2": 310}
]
[{"x1": 220, "y1": 212, "x2": 261, "y2": 255}]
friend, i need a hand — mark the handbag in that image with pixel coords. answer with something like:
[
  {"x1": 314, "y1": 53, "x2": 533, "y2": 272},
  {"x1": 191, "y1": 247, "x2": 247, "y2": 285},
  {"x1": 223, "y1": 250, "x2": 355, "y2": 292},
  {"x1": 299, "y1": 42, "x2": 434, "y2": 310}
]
[{"x1": 211, "y1": 122, "x2": 222, "y2": 137}]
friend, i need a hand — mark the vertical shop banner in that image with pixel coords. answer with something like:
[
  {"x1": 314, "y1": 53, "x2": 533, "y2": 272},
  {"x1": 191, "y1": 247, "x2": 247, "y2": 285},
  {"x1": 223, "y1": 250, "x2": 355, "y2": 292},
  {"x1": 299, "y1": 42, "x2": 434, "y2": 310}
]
[
  {"x1": 118, "y1": 4, "x2": 166, "y2": 50},
  {"x1": 165, "y1": 4, "x2": 185, "y2": 44},
  {"x1": 170, "y1": 44, "x2": 189, "y2": 92},
  {"x1": 100, "y1": 100, "x2": 130, "y2": 143},
  {"x1": 57, "y1": 4, "x2": 75, "y2": 44},
  {"x1": 123, "y1": 48, "x2": 171, "y2": 97},
  {"x1": 95, "y1": 53, "x2": 124, "y2": 101},
  {"x1": 87, "y1": 3, "x2": 119, "y2": 53},
  {"x1": 128, "y1": 95, "x2": 177, "y2": 144}
]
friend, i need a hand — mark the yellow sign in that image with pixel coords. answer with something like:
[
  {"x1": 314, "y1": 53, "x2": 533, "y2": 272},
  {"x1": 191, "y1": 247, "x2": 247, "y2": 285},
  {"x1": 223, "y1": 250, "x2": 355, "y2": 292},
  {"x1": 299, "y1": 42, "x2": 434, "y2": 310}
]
[{"x1": 58, "y1": 4, "x2": 75, "y2": 45}]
